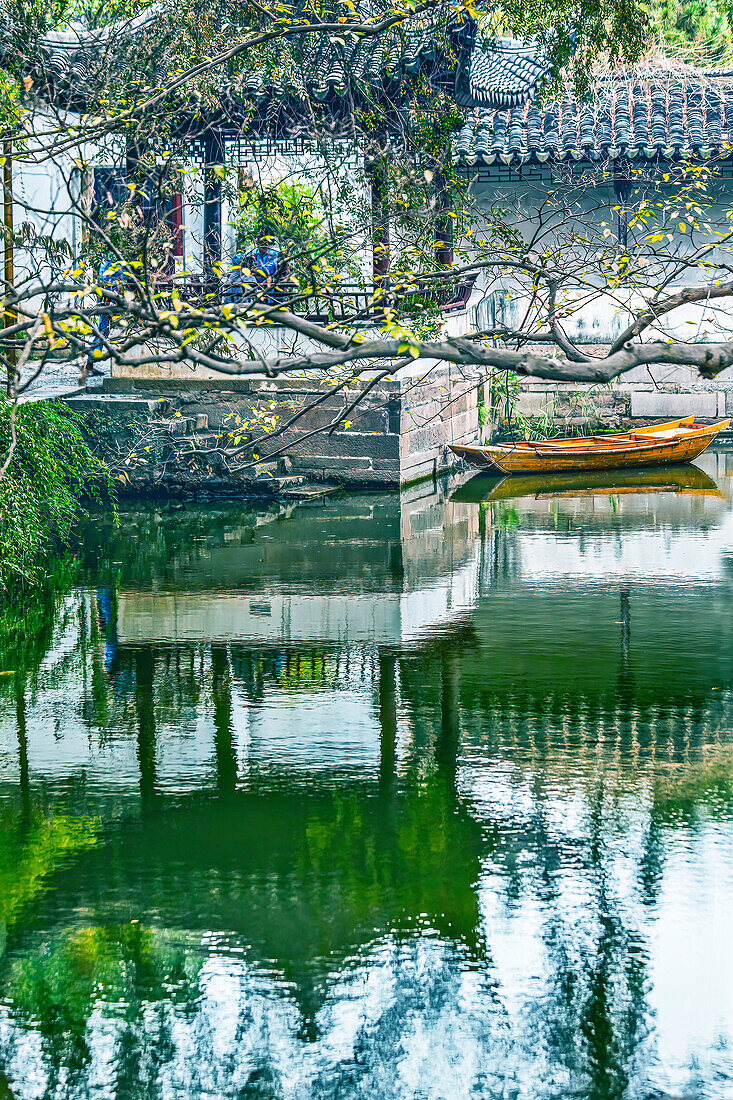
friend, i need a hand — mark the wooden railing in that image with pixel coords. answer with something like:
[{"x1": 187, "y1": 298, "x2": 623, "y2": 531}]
[{"x1": 156, "y1": 273, "x2": 477, "y2": 322}]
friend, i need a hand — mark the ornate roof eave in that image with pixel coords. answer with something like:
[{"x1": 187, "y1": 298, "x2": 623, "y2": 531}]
[
  {"x1": 454, "y1": 28, "x2": 552, "y2": 109},
  {"x1": 12, "y1": 3, "x2": 455, "y2": 119},
  {"x1": 454, "y1": 145, "x2": 733, "y2": 170}
]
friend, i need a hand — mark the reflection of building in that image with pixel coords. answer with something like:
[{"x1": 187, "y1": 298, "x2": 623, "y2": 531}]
[
  {"x1": 0, "y1": 482, "x2": 481, "y2": 792},
  {"x1": 0, "y1": 486, "x2": 486, "y2": 1037},
  {"x1": 115, "y1": 483, "x2": 480, "y2": 649},
  {"x1": 456, "y1": 455, "x2": 733, "y2": 767},
  {"x1": 5, "y1": 469, "x2": 733, "y2": 1096}
]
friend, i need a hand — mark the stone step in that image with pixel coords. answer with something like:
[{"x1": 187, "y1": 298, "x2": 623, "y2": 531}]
[
  {"x1": 160, "y1": 415, "x2": 200, "y2": 436},
  {"x1": 62, "y1": 393, "x2": 173, "y2": 415},
  {"x1": 281, "y1": 483, "x2": 340, "y2": 500},
  {"x1": 254, "y1": 474, "x2": 308, "y2": 492},
  {"x1": 21, "y1": 384, "x2": 87, "y2": 405}
]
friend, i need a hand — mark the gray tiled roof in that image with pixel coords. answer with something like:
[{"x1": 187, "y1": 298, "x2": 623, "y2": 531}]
[
  {"x1": 2, "y1": 3, "x2": 171, "y2": 111},
  {"x1": 36, "y1": 8, "x2": 161, "y2": 85},
  {"x1": 5, "y1": 5, "x2": 550, "y2": 117},
  {"x1": 223, "y1": 15, "x2": 445, "y2": 111},
  {"x1": 11, "y1": 3, "x2": 452, "y2": 115},
  {"x1": 454, "y1": 68, "x2": 733, "y2": 166}
]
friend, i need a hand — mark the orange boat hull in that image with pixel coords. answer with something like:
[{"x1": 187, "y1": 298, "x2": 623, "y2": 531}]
[{"x1": 450, "y1": 418, "x2": 730, "y2": 475}]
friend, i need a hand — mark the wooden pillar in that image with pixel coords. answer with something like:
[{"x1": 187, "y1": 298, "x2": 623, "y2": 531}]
[
  {"x1": 171, "y1": 187, "x2": 184, "y2": 262},
  {"x1": 163, "y1": 181, "x2": 184, "y2": 274},
  {"x1": 614, "y1": 177, "x2": 630, "y2": 249},
  {"x1": 78, "y1": 161, "x2": 95, "y2": 250},
  {"x1": 204, "y1": 130, "x2": 225, "y2": 278},
  {"x1": 366, "y1": 144, "x2": 390, "y2": 300},
  {"x1": 125, "y1": 133, "x2": 149, "y2": 220}
]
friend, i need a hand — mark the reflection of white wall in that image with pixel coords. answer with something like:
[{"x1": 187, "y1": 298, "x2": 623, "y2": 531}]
[
  {"x1": 467, "y1": 762, "x2": 733, "y2": 1100},
  {"x1": 116, "y1": 550, "x2": 480, "y2": 647},
  {"x1": 652, "y1": 836, "x2": 733, "y2": 1086},
  {"x1": 499, "y1": 512, "x2": 733, "y2": 585},
  {"x1": 3, "y1": 841, "x2": 732, "y2": 1100},
  {"x1": 241, "y1": 688, "x2": 380, "y2": 771},
  {"x1": 485, "y1": 470, "x2": 733, "y2": 586}
]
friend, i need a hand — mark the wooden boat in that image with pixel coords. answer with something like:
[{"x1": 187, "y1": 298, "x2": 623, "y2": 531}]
[
  {"x1": 450, "y1": 463, "x2": 725, "y2": 503},
  {"x1": 449, "y1": 416, "x2": 730, "y2": 475}
]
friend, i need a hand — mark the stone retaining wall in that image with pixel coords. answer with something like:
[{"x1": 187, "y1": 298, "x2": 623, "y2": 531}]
[{"x1": 71, "y1": 364, "x2": 481, "y2": 488}]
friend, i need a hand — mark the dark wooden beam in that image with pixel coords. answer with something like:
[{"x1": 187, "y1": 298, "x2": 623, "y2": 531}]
[
  {"x1": 614, "y1": 176, "x2": 631, "y2": 249},
  {"x1": 434, "y1": 166, "x2": 453, "y2": 268}
]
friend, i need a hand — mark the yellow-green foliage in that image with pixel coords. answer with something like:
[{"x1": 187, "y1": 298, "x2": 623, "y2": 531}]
[{"x1": 0, "y1": 68, "x2": 23, "y2": 132}]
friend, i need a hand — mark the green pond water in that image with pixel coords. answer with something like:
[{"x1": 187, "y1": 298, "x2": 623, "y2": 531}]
[{"x1": 1, "y1": 454, "x2": 733, "y2": 1098}]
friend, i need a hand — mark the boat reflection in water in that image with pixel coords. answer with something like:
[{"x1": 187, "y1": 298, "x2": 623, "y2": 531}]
[
  {"x1": 1, "y1": 455, "x2": 733, "y2": 1097},
  {"x1": 452, "y1": 460, "x2": 726, "y2": 502}
]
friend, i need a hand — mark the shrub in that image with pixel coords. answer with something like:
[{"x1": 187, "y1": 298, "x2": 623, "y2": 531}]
[{"x1": 0, "y1": 399, "x2": 112, "y2": 593}]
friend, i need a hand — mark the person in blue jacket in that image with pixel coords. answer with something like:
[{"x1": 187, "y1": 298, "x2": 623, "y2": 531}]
[
  {"x1": 86, "y1": 254, "x2": 129, "y2": 375},
  {"x1": 226, "y1": 231, "x2": 290, "y2": 305}
]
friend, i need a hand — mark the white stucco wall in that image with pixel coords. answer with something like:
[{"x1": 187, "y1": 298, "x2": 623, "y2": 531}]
[{"x1": 467, "y1": 166, "x2": 733, "y2": 349}]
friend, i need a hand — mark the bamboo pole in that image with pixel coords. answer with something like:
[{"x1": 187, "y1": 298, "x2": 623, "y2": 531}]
[
  {"x1": 2, "y1": 139, "x2": 15, "y2": 393},
  {"x1": 365, "y1": 142, "x2": 390, "y2": 305}
]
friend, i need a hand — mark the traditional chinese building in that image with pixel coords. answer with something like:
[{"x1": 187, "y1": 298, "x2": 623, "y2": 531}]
[{"x1": 7, "y1": 11, "x2": 733, "y2": 478}]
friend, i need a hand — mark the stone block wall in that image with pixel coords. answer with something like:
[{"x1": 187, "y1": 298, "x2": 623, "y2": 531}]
[
  {"x1": 92, "y1": 363, "x2": 481, "y2": 487},
  {"x1": 512, "y1": 374, "x2": 733, "y2": 434},
  {"x1": 510, "y1": 379, "x2": 631, "y2": 427}
]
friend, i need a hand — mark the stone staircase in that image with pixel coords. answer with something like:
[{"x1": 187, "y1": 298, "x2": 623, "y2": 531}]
[{"x1": 61, "y1": 393, "x2": 341, "y2": 499}]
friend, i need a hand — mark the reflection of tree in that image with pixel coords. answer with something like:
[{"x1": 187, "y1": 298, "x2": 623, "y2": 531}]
[
  {"x1": 24, "y1": 770, "x2": 482, "y2": 1016},
  {"x1": 576, "y1": 792, "x2": 648, "y2": 1100},
  {"x1": 77, "y1": 496, "x2": 410, "y2": 598},
  {"x1": 501, "y1": 783, "x2": 653, "y2": 1100},
  {"x1": 0, "y1": 808, "x2": 98, "y2": 957},
  {"x1": 4, "y1": 924, "x2": 200, "y2": 1096},
  {"x1": 0, "y1": 591, "x2": 59, "y2": 692},
  {"x1": 6, "y1": 493, "x2": 733, "y2": 1096},
  {"x1": 14, "y1": 672, "x2": 29, "y2": 814},
  {"x1": 212, "y1": 645, "x2": 237, "y2": 794},
  {"x1": 229, "y1": 646, "x2": 334, "y2": 708},
  {"x1": 78, "y1": 503, "x2": 282, "y2": 592}
]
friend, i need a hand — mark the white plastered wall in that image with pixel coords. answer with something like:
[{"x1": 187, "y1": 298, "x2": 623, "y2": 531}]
[{"x1": 467, "y1": 165, "x2": 733, "y2": 355}]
